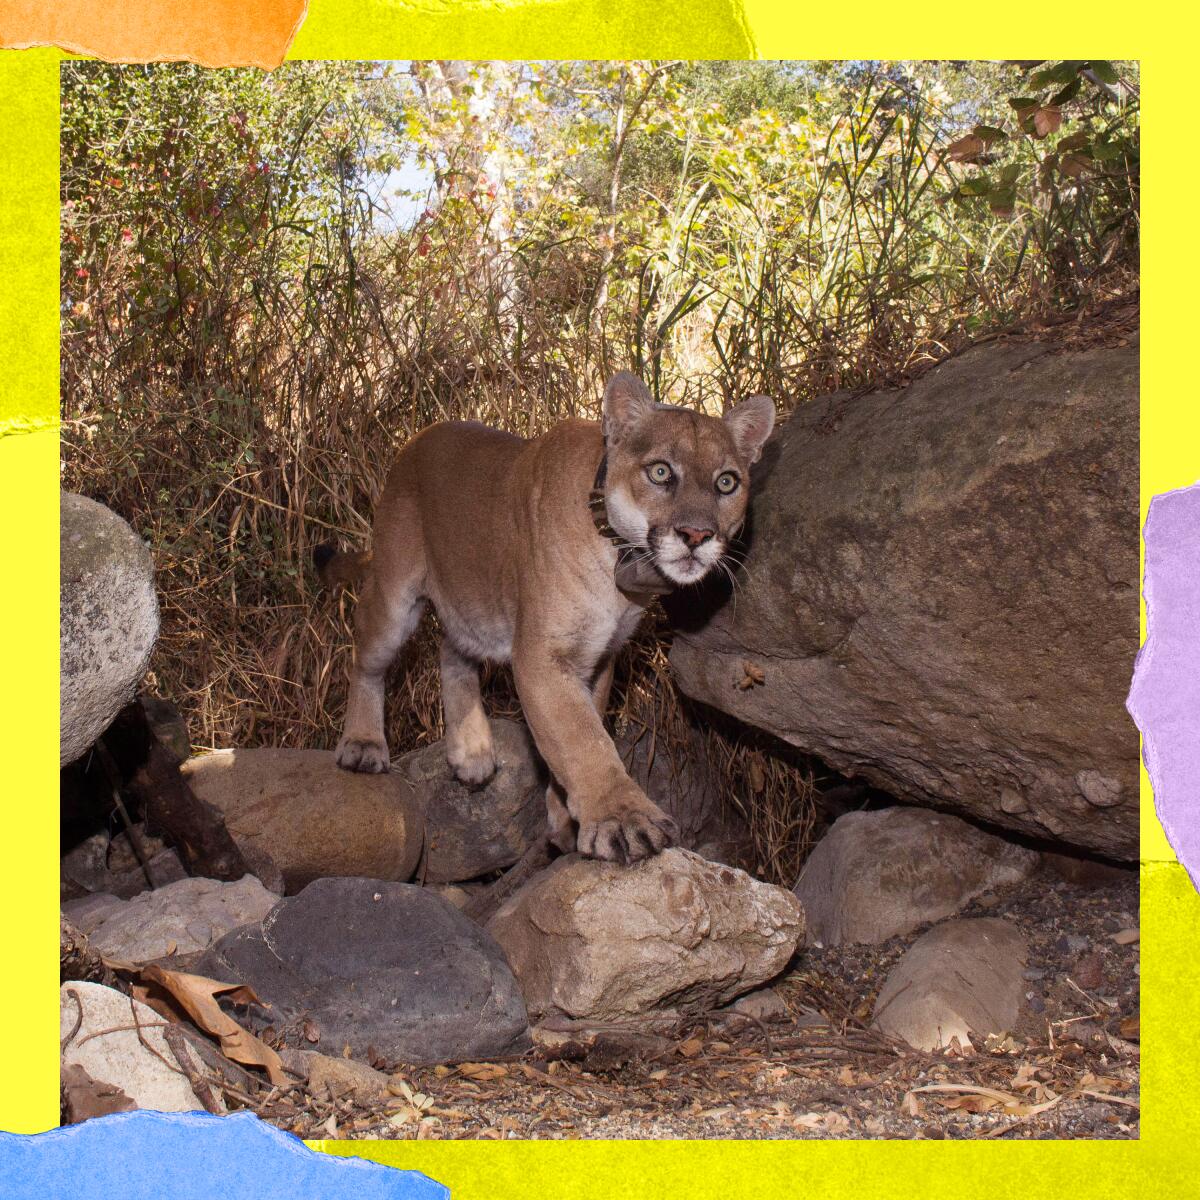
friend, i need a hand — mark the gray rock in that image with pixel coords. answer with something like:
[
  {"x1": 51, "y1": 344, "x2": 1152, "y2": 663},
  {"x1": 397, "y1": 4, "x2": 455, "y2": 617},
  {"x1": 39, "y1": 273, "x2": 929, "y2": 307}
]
[
  {"x1": 794, "y1": 806, "x2": 1039, "y2": 945},
  {"x1": 487, "y1": 848, "x2": 803, "y2": 1022},
  {"x1": 61, "y1": 493, "x2": 159, "y2": 766},
  {"x1": 181, "y1": 749, "x2": 423, "y2": 894},
  {"x1": 63, "y1": 892, "x2": 124, "y2": 934},
  {"x1": 60, "y1": 981, "x2": 203, "y2": 1112},
  {"x1": 76, "y1": 875, "x2": 279, "y2": 964},
  {"x1": 669, "y1": 339, "x2": 1139, "y2": 858},
  {"x1": 872, "y1": 918, "x2": 1028, "y2": 1052},
  {"x1": 397, "y1": 719, "x2": 544, "y2": 884},
  {"x1": 196, "y1": 877, "x2": 529, "y2": 1065},
  {"x1": 617, "y1": 721, "x2": 749, "y2": 865},
  {"x1": 106, "y1": 823, "x2": 170, "y2": 874},
  {"x1": 725, "y1": 986, "x2": 789, "y2": 1023},
  {"x1": 62, "y1": 830, "x2": 188, "y2": 901}
]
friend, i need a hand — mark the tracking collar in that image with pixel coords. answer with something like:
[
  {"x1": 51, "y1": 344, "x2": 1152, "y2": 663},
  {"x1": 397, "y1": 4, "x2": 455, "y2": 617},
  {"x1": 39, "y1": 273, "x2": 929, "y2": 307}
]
[
  {"x1": 588, "y1": 447, "x2": 675, "y2": 598},
  {"x1": 587, "y1": 450, "x2": 625, "y2": 545}
]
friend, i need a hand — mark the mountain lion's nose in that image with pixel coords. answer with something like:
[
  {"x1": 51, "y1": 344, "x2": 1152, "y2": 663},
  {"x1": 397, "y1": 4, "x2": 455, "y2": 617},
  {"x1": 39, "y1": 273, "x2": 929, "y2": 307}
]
[{"x1": 676, "y1": 525, "x2": 715, "y2": 549}]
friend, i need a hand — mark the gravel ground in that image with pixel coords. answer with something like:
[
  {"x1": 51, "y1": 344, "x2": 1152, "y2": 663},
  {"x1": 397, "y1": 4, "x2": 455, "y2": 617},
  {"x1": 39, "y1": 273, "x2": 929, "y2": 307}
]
[{"x1": 241, "y1": 860, "x2": 1139, "y2": 1141}]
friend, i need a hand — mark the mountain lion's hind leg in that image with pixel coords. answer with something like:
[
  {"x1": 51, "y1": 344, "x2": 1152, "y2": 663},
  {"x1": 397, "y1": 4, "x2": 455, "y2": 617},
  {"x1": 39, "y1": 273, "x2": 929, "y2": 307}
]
[
  {"x1": 336, "y1": 570, "x2": 424, "y2": 774},
  {"x1": 441, "y1": 640, "x2": 496, "y2": 786}
]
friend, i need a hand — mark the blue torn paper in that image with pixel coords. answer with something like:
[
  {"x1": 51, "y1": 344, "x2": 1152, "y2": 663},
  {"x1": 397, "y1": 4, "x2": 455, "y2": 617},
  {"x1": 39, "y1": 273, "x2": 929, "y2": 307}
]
[{"x1": 0, "y1": 1110, "x2": 447, "y2": 1200}]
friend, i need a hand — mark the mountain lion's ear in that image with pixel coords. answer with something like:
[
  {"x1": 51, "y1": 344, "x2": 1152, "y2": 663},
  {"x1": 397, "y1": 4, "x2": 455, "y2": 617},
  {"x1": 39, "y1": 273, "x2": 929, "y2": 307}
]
[
  {"x1": 723, "y1": 395, "x2": 775, "y2": 464},
  {"x1": 602, "y1": 371, "x2": 655, "y2": 445}
]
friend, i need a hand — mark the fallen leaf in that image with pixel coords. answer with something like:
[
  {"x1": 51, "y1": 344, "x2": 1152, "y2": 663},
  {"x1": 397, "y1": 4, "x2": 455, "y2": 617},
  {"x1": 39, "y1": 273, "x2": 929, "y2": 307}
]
[
  {"x1": 61, "y1": 1063, "x2": 136, "y2": 1123},
  {"x1": 737, "y1": 661, "x2": 766, "y2": 690},
  {"x1": 1112, "y1": 928, "x2": 1139, "y2": 945},
  {"x1": 136, "y1": 964, "x2": 285, "y2": 1085},
  {"x1": 458, "y1": 1062, "x2": 509, "y2": 1081},
  {"x1": 302, "y1": 1018, "x2": 320, "y2": 1044},
  {"x1": 677, "y1": 1036, "x2": 704, "y2": 1058},
  {"x1": 1119, "y1": 1015, "x2": 1140, "y2": 1041},
  {"x1": 322, "y1": 1113, "x2": 338, "y2": 1139}
]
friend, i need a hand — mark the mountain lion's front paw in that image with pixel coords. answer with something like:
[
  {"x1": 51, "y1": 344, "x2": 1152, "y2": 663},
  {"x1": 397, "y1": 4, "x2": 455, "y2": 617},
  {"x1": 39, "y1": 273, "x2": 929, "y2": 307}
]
[
  {"x1": 335, "y1": 736, "x2": 390, "y2": 773},
  {"x1": 446, "y1": 743, "x2": 497, "y2": 788},
  {"x1": 577, "y1": 783, "x2": 678, "y2": 864}
]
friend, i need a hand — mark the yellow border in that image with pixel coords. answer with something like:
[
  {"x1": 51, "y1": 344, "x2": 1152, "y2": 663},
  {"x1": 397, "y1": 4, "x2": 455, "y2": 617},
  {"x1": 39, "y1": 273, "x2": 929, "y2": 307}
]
[{"x1": 2, "y1": 4, "x2": 1188, "y2": 1190}]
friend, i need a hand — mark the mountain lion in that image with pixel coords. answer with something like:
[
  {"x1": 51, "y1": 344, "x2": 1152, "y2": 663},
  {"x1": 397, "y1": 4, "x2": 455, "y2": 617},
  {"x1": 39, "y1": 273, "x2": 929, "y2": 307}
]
[{"x1": 318, "y1": 372, "x2": 774, "y2": 863}]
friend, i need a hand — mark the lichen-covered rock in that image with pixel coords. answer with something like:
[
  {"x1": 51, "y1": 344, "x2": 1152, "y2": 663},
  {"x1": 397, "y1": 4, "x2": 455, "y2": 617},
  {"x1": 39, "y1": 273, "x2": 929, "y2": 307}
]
[
  {"x1": 872, "y1": 918, "x2": 1028, "y2": 1052},
  {"x1": 487, "y1": 848, "x2": 803, "y2": 1021},
  {"x1": 795, "y1": 806, "x2": 1039, "y2": 945},
  {"x1": 397, "y1": 719, "x2": 545, "y2": 884},
  {"x1": 197, "y1": 877, "x2": 530, "y2": 1065},
  {"x1": 669, "y1": 339, "x2": 1139, "y2": 858},
  {"x1": 181, "y1": 749, "x2": 423, "y2": 894},
  {"x1": 60, "y1": 493, "x2": 159, "y2": 766}
]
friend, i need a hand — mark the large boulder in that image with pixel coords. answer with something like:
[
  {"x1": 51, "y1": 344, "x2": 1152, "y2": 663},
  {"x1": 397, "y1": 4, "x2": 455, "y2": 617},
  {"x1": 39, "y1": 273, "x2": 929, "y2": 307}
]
[
  {"x1": 669, "y1": 338, "x2": 1139, "y2": 858},
  {"x1": 64, "y1": 875, "x2": 279, "y2": 965},
  {"x1": 60, "y1": 493, "x2": 159, "y2": 766},
  {"x1": 795, "y1": 806, "x2": 1039, "y2": 945},
  {"x1": 397, "y1": 719, "x2": 545, "y2": 883},
  {"x1": 60, "y1": 981, "x2": 203, "y2": 1112},
  {"x1": 872, "y1": 918, "x2": 1028, "y2": 1052},
  {"x1": 180, "y1": 749, "x2": 423, "y2": 894},
  {"x1": 486, "y1": 849, "x2": 803, "y2": 1021},
  {"x1": 196, "y1": 877, "x2": 529, "y2": 1065}
]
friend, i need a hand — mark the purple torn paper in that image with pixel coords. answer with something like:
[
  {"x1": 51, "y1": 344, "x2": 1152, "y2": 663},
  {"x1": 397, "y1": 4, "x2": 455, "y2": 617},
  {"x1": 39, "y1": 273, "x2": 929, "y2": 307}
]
[{"x1": 1127, "y1": 482, "x2": 1200, "y2": 887}]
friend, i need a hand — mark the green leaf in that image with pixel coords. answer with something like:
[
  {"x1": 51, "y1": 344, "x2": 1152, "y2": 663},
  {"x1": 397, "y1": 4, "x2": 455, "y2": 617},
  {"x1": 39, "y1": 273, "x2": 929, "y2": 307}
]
[
  {"x1": 973, "y1": 125, "x2": 1009, "y2": 145},
  {"x1": 1088, "y1": 61, "x2": 1119, "y2": 84},
  {"x1": 1050, "y1": 77, "x2": 1082, "y2": 106}
]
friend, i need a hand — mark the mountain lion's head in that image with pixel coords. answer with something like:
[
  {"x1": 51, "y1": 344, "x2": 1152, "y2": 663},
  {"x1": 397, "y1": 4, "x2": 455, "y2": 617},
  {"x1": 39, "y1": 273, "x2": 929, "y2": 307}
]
[{"x1": 599, "y1": 371, "x2": 775, "y2": 587}]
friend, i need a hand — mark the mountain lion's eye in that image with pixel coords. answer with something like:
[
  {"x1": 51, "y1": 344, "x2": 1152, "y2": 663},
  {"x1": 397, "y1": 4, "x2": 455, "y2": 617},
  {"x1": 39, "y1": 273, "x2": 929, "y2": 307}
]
[
  {"x1": 646, "y1": 462, "x2": 674, "y2": 485},
  {"x1": 716, "y1": 472, "x2": 739, "y2": 495}
]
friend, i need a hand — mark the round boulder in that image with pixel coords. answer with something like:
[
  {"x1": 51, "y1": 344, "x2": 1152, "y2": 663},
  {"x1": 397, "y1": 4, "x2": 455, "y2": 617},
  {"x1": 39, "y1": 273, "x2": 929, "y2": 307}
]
[
  {"x1": 181, "y1": 749, "x2": 424, "y2": 894},
  {"x1": 60, "y1": 493, "x2": 159, "y2": 766},
  {"x1": 795, "y1": 806, "x2": 1039, "y2": 946},
  {"x1": 487, "y1": 848, "x2": 804, "y2": 1022},
  {"x1": 196, "y1": 877, "x2": 530, "y2": 1065},
  {"x1": 397, "y1": 719, "x2": 545, "y2": 884}
]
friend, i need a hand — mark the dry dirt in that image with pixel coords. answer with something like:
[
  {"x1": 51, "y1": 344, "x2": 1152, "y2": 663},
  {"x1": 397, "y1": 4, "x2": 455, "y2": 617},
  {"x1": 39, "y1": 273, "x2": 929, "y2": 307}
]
[{"x1": 236, "y1": 863, "x2": 1138, "y2": 1141}]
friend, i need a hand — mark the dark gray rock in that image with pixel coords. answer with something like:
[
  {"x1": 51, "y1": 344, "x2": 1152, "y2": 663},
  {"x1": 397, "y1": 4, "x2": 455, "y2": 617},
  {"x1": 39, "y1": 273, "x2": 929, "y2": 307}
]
[
  {"x1": 397, "y1": 719, "x2": 545, "y2": 884},
  {"x1": 61, "y1": 493, "x2": 159, "y2": 766},
  {"x1": 669, "y1": 338, "x2": 1139, "y2": 858},
  {"x1": 196, "y1": 877, "x2": 529, "y2": 1065}
]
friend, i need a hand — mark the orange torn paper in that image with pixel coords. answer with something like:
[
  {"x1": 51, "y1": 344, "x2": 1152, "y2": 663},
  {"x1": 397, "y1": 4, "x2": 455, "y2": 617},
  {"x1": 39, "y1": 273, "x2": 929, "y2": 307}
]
[{"x1": 0, "y1": 0, "x2": 307, "y2": 69}]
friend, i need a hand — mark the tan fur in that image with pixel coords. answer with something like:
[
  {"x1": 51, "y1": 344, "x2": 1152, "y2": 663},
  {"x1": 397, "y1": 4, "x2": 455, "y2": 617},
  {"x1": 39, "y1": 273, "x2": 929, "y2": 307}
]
[{"x1": 326, "y1": 372, "x2": 774, "y2": 863}]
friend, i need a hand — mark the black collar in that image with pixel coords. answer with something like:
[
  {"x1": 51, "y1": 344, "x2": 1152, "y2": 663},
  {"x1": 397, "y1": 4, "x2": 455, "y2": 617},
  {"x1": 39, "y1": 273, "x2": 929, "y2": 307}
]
[
  {"x1": 587, "y1": 451, "x2": 624, "y2": 544},
  {"x1": 588, "y1": 449, "x2": 675, "y2": 598}
]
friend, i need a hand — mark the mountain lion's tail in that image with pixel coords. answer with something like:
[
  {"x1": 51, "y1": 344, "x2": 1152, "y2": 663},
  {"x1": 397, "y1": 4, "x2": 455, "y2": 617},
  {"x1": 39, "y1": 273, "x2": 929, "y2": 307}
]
[{"x1": 313, "y1": 542, "x2": 372, "y2": 590}]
